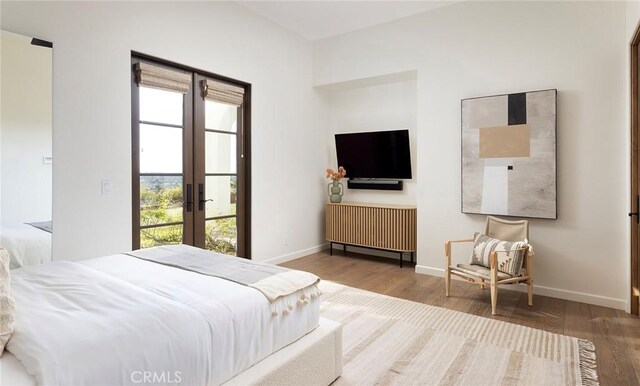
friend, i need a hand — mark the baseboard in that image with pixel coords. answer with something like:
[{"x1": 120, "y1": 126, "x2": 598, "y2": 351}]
[
  {"x1": 415, "y1": 264, "x2": 627, "y2": 311},
  {"x1": 263, "y1": 243, "x2": 330, "y2": 265},
  {"x1": 415, "y1": 265, "x2": 447, "y2": 277}
]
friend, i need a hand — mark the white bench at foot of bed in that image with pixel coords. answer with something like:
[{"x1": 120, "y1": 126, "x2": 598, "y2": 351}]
[
  {"x1": 224, "y1": 318, "x2": 343, "y2": 386},
  {"x1": 0, "y1": 318, "x2": 342, "y2": 386}
]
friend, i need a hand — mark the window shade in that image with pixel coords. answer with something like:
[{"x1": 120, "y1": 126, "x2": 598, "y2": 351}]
[
  {"x1": 201, "y1": 79, "x2": 244, "y2": 106},
  {"x1": 134, "y1": 62, "x2": 191, "y2": 94}
]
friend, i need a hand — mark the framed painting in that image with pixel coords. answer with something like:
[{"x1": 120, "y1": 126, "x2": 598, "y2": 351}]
[{"x1": 461, "y1": 89, "x2": 557, "y2": 219}]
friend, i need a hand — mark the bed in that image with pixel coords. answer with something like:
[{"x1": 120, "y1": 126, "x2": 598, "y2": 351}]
[
  {"x1": 0, "y1": 245, "x2": 342, "y2": 385},
  {"x1": 0, "y1": 223, "x2": 52, "y2": 269}
]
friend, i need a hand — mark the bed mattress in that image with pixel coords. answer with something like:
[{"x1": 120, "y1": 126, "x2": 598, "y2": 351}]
[{"x1": 0, "y1": 253, "x2": 320, "y2": 385}]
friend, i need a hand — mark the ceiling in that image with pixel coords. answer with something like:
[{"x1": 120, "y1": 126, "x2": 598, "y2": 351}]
[{"x1": 238, "y1": 1, "x2": 457, "y2": 41}]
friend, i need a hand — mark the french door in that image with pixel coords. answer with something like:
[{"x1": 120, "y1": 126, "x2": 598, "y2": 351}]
[
  {"x1": 131, "y1": 55, "x2": 251, "y2": 258},
  {"x1": 631, "y1": 24, "x2": 640, "y2": 315}
]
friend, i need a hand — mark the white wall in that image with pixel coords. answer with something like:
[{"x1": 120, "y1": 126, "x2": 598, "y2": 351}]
[
  {"x1": 0, "y1": 30, "x2": 52, "y2": 225},
  {"x1": 315, "y1": 1, "x2": 629, "y2": 309},
  {"x1": 325, "y1": 76, "x2": 417, "y2": 206},
  {"x1": 628, "y1": 1, "x2": 640, "y2": 40},
  {"x1": 1, "y1": 1, "x2": 329, "y2": 262}
]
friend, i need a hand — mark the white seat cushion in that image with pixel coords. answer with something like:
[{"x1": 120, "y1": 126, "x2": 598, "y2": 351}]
[{"x1": 451, "y1": 263, "x2": 513, "y2": 281}]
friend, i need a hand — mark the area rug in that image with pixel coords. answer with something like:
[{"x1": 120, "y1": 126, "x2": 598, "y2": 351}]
[{"x1": 318, "y1": 281, "x2": 598, "y2": 386}]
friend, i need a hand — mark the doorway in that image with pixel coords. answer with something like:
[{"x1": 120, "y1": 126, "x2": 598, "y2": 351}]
[
  {"x1": 131, "y1": 54, "x2": 251, "y2": 258},
  {"x1": 630, "y1": 23, "x2": 640, "y2": 315}
]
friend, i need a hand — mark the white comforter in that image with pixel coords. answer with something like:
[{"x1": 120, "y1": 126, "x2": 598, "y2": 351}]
[
  {"x1": 4, "y1": 254, "x2": 320, "y2": 386},
  {"x1": 0, "y1": 225, "x2": 51, "y2": 269}
]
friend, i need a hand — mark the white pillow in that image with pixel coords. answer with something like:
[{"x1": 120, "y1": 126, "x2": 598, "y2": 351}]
[{"x1": 0, "y1": 247, "x2": 15, "y2": 356}]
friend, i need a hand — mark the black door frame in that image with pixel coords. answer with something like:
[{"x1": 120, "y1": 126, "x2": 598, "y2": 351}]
[
  {"x1": 131, "y1": 52, "x2": 252, "y2": 258},
  {"x1": 630, "y1": 22, "x2": 640, "y2": 316}
]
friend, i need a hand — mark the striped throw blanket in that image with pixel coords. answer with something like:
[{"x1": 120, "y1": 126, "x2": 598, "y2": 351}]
[{"x1": 126, "y1": 244, "x2": 321, "y2": 316}]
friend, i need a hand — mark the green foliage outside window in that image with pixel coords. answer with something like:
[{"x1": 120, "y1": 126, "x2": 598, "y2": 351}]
[
  {"x1": 140, "y1": 185, "x2": 183, "y2": 248},
  {"x1": 139, "y1": 182, "x2": 237, "y2": 255},
  {"x1": 205, "y1": 217, "x2": 237, "y2": 255}
]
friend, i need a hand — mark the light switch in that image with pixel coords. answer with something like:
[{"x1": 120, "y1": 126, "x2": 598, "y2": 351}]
[{"x1": 101, "y1": 180, "x2": 111, "y2": 195}]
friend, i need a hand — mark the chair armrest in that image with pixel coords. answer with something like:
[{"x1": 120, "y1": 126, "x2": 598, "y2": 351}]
[
  {"x1": 444, "y1": 239, "x2": 475, "y2": 266},
  {"x1": 490, "y1": 251, "x2": 498, "y2": 272},
  {"x1": 444, "y1": 239, "x2": 474, "y2": 256},
  {"x1": 448, "y1": 239, "x2": 475, "y2": 244}
]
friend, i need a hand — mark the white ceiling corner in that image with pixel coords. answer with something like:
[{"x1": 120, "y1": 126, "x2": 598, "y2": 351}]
[{"x1": 237, "y1": 1, "x2": 459, "y2": 41}]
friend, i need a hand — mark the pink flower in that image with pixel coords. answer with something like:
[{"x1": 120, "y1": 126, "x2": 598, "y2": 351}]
[{"x1": 325, "y1": 166, "x2": 347, "y2": 181}]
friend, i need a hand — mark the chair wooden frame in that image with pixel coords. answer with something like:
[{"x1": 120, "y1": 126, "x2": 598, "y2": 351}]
[{"x1": 444, "y1": 217, "x2": 534, "y2": 315}]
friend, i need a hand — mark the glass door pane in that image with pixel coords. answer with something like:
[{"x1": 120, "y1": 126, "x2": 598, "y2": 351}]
[
  {"x1": 138, "y1": 85, "x2": 186, "y2": 248},
  {"x1": 205, "y1": 176, "x2": 236, "y2": 218},
  {"x1": 203, "y1": 99, "x2": 238, "y2": 255},
  {"x1": 205, "y1": 218, "x2": 237, "y2": 255},
  {"x1": 140, "y1": 124, "x2": 183, "y2": 173},
  {"x1": 140, "y1": 87, "x2": 183, "y2": 125},
  {"x1": 140, "y1": 176, "x2": 184, "y2": 225},
  {"x1": 141, "y1": 224, "x2": 184, "y2": 248},
  {"x1": 205, "y1": 132, "x2": 236, "y2": 174}
]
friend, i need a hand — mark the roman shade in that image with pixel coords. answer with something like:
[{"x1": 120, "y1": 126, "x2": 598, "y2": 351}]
[
  {"x1": 134, "y1": 62, "x2": 191, "y2": 94},
  {"x1": 200, "y1": 79, "x2": 244, "y2": 106}
]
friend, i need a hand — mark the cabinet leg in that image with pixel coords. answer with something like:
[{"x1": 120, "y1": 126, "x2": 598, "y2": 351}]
[
  {"x1": 329, "y1": 242, "x2": 333, "y2": 256},
  {"x1": 400, "y1": 252, "x2": 403, "y2": 268}
]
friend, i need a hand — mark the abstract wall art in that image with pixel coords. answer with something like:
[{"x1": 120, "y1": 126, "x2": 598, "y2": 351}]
[{"x1": 461, "y1": 89, "x2": 557, "y2": 219}]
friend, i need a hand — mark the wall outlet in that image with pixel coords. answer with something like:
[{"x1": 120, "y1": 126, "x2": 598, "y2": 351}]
[
  {"x1": 283, "y1": 235, "x2": 289, "y2": 246},
  {"x1": 101, "y1": 180, "x2": 111, "y2": 195}
]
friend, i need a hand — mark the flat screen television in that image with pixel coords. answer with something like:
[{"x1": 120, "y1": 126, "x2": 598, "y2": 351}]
[{"x1": 335, "y1": 129, "x2": 412, "y2": 179}]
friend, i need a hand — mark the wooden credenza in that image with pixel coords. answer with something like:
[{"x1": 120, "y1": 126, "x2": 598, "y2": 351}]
[{"x1": 325, "y1": 202, "x2": 417, "y2": 267}]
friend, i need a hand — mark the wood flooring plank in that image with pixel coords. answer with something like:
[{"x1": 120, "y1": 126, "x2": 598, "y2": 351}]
[
  {"x1": 616, "y1": 309, "x2": 640, "y2": 381},
  {"x1": 537, "y1": 295, "x2": 566, "y2": 335},
  {"x1": 564, "y1": 301, "x2": 593, "y2": 341},
  {"x1": 590, "y1": 305, "x2": 637, "y2": 385}
]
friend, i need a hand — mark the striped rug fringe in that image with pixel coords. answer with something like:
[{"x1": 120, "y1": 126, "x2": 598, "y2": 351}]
[{"x1": 578, "y1": 339, "x2": 599, "y2": 386}]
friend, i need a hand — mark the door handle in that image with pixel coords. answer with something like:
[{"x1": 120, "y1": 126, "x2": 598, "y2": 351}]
[
  {"x1": 184, "y1": 184, "x2": 193, "y2": 212},
  {"x1": 198, "y1": 183, "x2": 212, "y2": 211},
  {"x1": 630, "y1": 195, "x2": 640, "y2": 224}
]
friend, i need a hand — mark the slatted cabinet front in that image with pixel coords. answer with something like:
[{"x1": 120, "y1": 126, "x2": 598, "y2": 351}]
[{"x1": 326, "y1": 202, "x2": 416, "y2": 252}]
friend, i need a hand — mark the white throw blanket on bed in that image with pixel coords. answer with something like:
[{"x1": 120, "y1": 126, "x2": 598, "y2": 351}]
[{"x1": 126, "y1": 244, "x2": 321, "y2": 315}]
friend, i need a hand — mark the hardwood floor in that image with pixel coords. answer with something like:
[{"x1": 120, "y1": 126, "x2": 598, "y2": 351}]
[{"x1": 282, "y1": 250, "x2": 640, "y2": 386}]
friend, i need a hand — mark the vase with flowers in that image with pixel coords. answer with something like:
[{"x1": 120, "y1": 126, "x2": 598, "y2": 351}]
[{"x1": 326, "y1": 166, "x2": 347, "y2": 203}]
